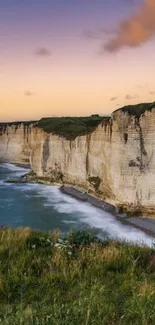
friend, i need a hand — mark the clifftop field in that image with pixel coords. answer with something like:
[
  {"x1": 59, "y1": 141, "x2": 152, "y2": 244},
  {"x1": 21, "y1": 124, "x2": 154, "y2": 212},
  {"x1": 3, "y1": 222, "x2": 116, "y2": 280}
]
[
  {"x1": 0, "y1": 228, "x2": 155, "y2": 325},
  {"x1": 0, "y1": 115, "x2": 108, "y2": 140},
  {"x1": 1, "y1": 101, "x2": 155, "y2": 139}
]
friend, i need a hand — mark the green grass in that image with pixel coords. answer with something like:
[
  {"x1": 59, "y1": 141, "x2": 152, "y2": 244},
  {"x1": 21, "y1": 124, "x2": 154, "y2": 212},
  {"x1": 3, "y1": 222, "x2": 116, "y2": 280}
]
[
  {"x1": 115, "y1": 101, "x2": 155, "y2": 119},
  {"x1": 0, "y1": 115, "x2": 109, "y2": 140},
  {"x1": 35, "y1": 115, "x2": 109, "y2": 140},
  {"x1": 0, "y1": 228, "x2": 155, "y2": 324}
]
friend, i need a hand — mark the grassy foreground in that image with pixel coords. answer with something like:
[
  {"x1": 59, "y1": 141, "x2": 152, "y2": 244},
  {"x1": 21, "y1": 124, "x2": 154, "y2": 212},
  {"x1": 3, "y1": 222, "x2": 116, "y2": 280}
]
[{"x1": 0, "y1": 229, "x2": 155, "y2": 325}]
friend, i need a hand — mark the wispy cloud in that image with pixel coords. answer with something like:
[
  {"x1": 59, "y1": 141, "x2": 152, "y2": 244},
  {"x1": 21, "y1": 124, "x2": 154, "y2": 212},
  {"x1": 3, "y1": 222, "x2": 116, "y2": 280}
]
[
  {"x1": 102, "y1": 0, "x2": 155, "y2": 53},
  {"x1": 149, "y1": 91, "x2": 155, "y2": 95},
  {"x1": 125, "y1": 94, "x2": 138, "y2": 100},
  {"x1": 24, "y1": 91, "x2": 34, "y2": 97},
  {"x1": 137, "y1": 84, "x2": 148, "y2": 89},
  {"x1": 35, "y1": 47, "x2": 52, "y2": 56},
  {"x1": 83, "y1": 28, "x2": 115, "y2": 40},
  {"x1": 110, "y1": 96, "x2": 117, "y2": 101}
]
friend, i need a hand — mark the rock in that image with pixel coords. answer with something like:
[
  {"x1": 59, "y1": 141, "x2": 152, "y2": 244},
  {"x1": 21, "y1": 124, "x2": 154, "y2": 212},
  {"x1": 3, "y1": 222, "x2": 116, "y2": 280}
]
[{"x1": 1, "y1": 103, "x2": 155, "y2": 215}]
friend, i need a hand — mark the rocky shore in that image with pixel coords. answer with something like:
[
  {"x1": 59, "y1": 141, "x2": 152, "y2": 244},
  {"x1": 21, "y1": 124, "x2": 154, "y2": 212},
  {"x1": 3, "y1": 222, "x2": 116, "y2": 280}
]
[
  {"x1": 5, "y1": 170, "x2": 54, "y2": 185},
  {"x1": 59, "y1": 186, "x2": 117, "y2": 214}
]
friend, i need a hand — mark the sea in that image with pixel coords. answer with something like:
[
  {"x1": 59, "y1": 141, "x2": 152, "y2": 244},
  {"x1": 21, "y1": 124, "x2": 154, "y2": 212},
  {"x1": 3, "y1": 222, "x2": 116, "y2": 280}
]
[{"x1": 0, "y1": 163, "x2": 154, "y2": 246}]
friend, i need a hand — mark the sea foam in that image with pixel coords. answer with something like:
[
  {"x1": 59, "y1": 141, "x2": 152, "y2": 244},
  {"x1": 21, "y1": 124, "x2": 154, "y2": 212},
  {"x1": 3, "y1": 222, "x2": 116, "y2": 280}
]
[{"x1": 0, "y1": 163, "x2": 154, "y2": 247}]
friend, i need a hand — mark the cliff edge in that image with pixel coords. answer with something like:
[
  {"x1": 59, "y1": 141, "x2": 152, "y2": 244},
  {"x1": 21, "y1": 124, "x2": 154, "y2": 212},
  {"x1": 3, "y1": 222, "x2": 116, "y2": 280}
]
[{"x1": 1, "y1": 102, "x2": 155, "y2": 215}]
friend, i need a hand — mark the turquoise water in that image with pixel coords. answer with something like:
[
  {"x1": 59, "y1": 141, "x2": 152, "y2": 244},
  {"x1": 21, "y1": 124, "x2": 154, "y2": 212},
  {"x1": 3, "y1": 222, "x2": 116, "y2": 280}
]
[{"x1": 0, "y1": 163, "x2": 153, "y2": 246}]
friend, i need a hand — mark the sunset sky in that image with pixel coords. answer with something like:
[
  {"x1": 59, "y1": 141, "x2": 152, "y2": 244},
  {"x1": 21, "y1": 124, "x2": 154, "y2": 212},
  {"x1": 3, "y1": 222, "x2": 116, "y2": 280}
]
[{"x1": 0, "y1": 0, "x2": 155, "y2": 121}]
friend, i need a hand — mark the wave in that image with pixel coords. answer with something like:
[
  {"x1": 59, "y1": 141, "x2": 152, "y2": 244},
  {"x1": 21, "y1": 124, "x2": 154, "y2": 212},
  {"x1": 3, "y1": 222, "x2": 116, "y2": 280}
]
[
  {"x1": 63, "y1": 220, "x2": 78, "y2": 224},
  {"x1": 0, "y1": 163, "x2": 154, "y2": 247},
  {"x1": 36, "y1": 185, "x2": 154, "y2": 247},
  {"x1": 0, "y1": 163, "x2": 29, "y2": 181},
  {"x1": 0, "y1": 198, "x2": 13, "y2": 202},
  {"x1": 1, "y1": 163, "x2": 28, "y2": 173}
]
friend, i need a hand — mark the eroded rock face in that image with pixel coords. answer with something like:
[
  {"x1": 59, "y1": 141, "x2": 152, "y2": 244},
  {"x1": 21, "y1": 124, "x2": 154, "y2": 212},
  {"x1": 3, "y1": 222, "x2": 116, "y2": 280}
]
[
  {"x1": 0, "y1": 124, "x2": 33, "y2": 164},
  {"x1": 110, "y1": 109, "x2": 155, "y2": 214},
  {"x1": 1, "y1": 107, "x2": 155, "y2": 214}
]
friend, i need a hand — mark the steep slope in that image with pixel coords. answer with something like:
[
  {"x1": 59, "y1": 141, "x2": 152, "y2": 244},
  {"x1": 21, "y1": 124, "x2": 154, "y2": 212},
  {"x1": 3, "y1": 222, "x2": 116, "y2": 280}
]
[{"x1": 1, "y1": 102, "x2": 155, "y2": 215}]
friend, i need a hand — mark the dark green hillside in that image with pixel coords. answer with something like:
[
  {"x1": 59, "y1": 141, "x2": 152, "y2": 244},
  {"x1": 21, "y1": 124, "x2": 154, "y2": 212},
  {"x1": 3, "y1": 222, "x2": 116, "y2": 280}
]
[{"x1": 35, "y1": 115, "x2": 109, "y2": 140}]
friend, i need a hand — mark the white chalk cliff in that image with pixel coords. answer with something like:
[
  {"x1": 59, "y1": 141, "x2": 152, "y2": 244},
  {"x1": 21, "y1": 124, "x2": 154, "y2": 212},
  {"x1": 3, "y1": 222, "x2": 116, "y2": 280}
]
[{"x1": 1, "y1": 103, "x2": 155, "y2": 215}]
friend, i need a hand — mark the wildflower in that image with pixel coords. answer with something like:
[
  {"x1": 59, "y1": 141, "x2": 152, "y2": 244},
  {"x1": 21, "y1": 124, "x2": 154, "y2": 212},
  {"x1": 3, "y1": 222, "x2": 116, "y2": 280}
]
[
  {"x1": 57, "y1": 238, "x2": 63, "y2": 244},
  {"x1": 63, "y1": 240, "x2": 69, "y2": 245},
  {"x1": 46, "y1": 315, "x2": 52, "y2": 320},
  {"x1": 55, "y1": 243, "x2": 63, "y2": 248}
]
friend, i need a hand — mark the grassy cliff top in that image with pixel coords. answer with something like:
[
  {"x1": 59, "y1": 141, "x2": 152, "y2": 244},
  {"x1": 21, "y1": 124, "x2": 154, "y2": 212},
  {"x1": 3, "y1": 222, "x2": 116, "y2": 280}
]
[
  {"x1": 0, "y1": 228, "x2": 155, "y2": 325},
  {"x1": 35, "y1": 115, "x2": 110, "y2": 140},
  {"x1": 0, "y1": 115, "x2": 109, "y2": 139},
  {"x1": 114, "y1": 101, "x2": 155, "y2": 119}
]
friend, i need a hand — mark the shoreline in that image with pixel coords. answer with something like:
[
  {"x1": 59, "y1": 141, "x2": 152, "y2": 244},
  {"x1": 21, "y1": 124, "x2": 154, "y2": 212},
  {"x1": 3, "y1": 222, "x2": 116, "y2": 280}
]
[
  {"x1": 2, "y1": 162, "x2": 155, "y2": 238},
  {"x1": 59, "y1": 186, "x2": 155, "y2": 238},
  {"x1": 14, "y1": 162, "x2": 31, "y2": 169}
]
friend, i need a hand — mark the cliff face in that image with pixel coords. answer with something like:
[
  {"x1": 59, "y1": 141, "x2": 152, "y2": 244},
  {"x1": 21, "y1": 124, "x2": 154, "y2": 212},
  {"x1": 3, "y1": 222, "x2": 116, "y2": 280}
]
[
  {"x1": 0, "y1": 123, "x2": 33, "y2": 164},
  {"x1": 1, "y1": 105, "x2": 155, "y2": 214}
]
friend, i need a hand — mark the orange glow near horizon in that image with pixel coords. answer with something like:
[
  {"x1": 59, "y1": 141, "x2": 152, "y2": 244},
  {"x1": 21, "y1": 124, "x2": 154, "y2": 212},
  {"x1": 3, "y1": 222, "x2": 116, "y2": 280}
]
[{"x1": 0, "y1": 0, "x2": 155, "y2": 121}]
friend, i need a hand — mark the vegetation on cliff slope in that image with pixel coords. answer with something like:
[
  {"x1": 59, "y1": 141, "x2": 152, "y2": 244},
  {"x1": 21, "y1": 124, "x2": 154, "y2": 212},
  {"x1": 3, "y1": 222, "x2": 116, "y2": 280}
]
[
  {"x1": 0, "y1": 121, "x2": 37, "y2": 128},
  {"x1": 0, "y1": 228, "x2": 155, "y2": 325},
  {"x1": 35, "y1": 115, "x2": 109, "y2": 140},
  {"x1": 0, "y1": 121, "x2": 37, "y2": 134},
  {"x1": 115, "y1": 101, "x2": 155, "y2": 119},
  {"x1": 1, "y1": 101, "x2": 155, "y2": 137}
]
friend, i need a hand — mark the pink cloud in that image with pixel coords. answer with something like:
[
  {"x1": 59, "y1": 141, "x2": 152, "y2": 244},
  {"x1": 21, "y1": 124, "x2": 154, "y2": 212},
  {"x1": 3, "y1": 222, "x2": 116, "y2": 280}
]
[{"x1": 102, "y1": 0, "x2": 155, "y2": 52}]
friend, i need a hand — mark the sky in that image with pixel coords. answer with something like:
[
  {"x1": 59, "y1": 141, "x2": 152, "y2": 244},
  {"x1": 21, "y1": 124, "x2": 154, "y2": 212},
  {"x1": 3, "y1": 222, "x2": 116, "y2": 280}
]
[{"x1": 0, "y1": 0, "x2": 155, "y2": 121}]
